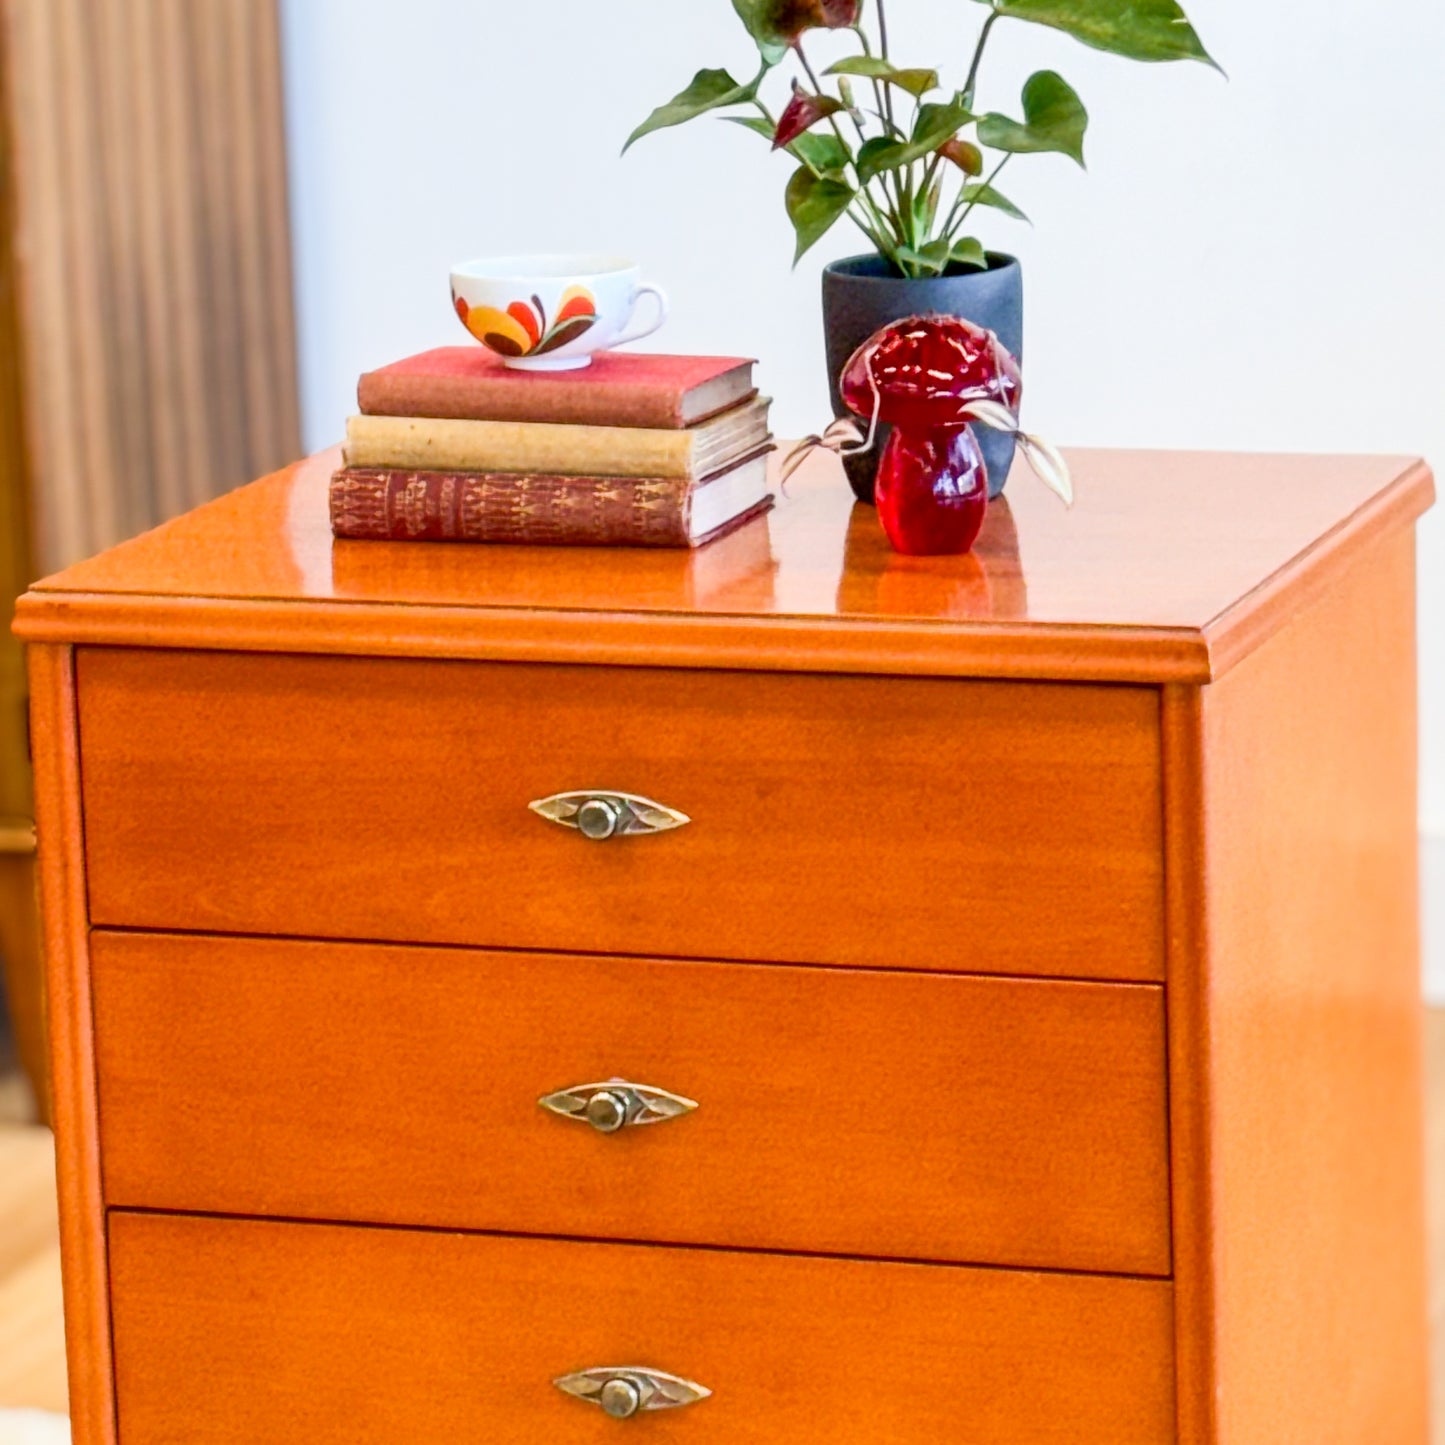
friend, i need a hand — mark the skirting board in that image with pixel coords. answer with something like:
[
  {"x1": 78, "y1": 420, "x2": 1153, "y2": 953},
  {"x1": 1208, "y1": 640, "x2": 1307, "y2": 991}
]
[{"x1": 1424, "y1": 831, "x2": 1445, "y2": 1005}]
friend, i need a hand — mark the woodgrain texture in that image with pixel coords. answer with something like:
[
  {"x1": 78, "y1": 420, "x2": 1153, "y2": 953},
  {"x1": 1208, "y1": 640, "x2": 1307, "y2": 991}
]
[
  {"x1": 91, "y1": 932, "x2": 1171, "y2": 1276},
  {"x1": 19, "y1": 1012, "x2": 1445, "y2": 1433},
  {"x1": 1165, "y1": 528, "x2": 1430, "y2": 1444},
  {"x1": 14, "y1": 447, "x2": 1435, "y2": 1444},
  {"x1": 75, "y1": 649, "x2": 1164, "y2": 979},
  {"x1": 108, "y1": 1211, "x2": 1177, "y2": 1445},
  {"x1": 25, "y1": 646, "x2": 112, "y2": 1445},
  {"x1": 1161, "y1": 681, "x2": 1217, "y2": 1445},
  {"x1": 0, "y1": 0, "x2": 300, "y2": 575},
  {"x1": 14, "y1": 449, "x2": 1433, "y2": 683}
]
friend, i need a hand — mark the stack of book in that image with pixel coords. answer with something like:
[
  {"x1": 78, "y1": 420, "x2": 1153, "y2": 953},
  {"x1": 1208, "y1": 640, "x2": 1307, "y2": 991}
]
[{"x1": 330, "y1": 349, "x2": 773, "y2": 548}]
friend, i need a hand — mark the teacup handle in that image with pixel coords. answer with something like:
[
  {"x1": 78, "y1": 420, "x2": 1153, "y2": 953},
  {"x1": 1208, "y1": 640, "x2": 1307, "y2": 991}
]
[{"x1": 614, "y1": 284, "x2": 669, "y2": 347}]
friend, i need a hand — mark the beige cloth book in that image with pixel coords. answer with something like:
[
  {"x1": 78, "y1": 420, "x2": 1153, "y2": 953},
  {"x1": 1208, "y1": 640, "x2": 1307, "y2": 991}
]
[{"x1": 343, "y1": 396, "x2": 771, "y2": 480}]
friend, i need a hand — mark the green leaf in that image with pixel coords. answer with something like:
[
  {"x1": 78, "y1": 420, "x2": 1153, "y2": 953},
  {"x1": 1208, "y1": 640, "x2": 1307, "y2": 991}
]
[
  {"x1": 913, "y1": 98, "x2": 974, "y2": 147},
  {"x1": 914, "y1": 175, "x2": 943, "y2": 235},
  {"x1": 725, "y1": 117, "x2": 850, "y2": 178},
  {"x1": 896, "y1": 239, "x2": 953, "y2": 277},
  {"x1": 792, "y1": 131, "x2": 851, "y2": 176},
  {"x1": 854, "y1": 98, "x2": 971, "y2": 183},
  {"x1": 826, "y1": 56, "x2": 940, "y2": 97},
  {"x1": 856, "y1": 135, "x2": 905, "y2": 184},
  {"x1": 785, "y1": 166, "x2": 856, "y2": 263},
  {"x1": 963, "y1": 182, "x2": 1031, "y2": 222},
  {"x1": 977, "y1": 70, "x2": 1088, "y2": 166},
  {"x1": 726, "y1": 115, "x2": 776, "y2": 139},
  {"x1": 949, "y1": 237, "x2": 988, "y2": 270},
  {"x1": 826, "y1": 55, "x2": 894, "y2": 76},
  {"x1": 732, "y1": 0, "x2": 790, "y2": 64},
  {"x1": 883, "y1": 67, "x2": 940, "y2": 98},
  {"x1": 626, "y1": 69, "x2": 763, "y2": 150},
  {"x1": 991, "y1": 0, "x2": 1217, "y2": 67}
]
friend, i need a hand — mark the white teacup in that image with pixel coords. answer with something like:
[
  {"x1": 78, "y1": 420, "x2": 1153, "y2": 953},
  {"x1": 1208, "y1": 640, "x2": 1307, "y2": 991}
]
[{"x1": 449, "y1": 254, "x2": 668, "y2": 371}]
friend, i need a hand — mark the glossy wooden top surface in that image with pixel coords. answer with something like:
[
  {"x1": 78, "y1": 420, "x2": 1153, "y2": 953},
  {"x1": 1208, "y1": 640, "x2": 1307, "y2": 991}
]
[{"x1": 16, "y1": 446, "x2": 1432, "y2": 682}]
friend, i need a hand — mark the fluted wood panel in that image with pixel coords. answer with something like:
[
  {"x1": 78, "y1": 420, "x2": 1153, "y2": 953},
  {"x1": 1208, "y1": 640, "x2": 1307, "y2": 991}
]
[
  {"x1": 0, "y1": 0, "x2": 39, "y2": 1121},
  {"x1": 0, "y1": 25, "x2": 32, "y2": 820},
  {"x1": 0, "y1": 0, "x2": 301, "y2": 1123},
  {"x1": 2, "y1": 0, "x2": 301, "y2": 575}
]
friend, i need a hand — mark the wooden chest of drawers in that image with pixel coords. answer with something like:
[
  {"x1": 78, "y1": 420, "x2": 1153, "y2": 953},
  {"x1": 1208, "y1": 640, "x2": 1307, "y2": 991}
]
[{"x1": 16, "y1": 447, "x2": 1434, "y2": 1443}]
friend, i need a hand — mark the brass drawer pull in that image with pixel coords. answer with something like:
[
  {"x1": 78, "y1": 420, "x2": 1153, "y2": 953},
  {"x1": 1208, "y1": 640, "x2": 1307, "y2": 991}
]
[
  {"x1": 555, "y1": 1367, "x2": 712, "y2": 1419},
  {"x1": 528, "y1": 790, "x2": 690, "y2": 841},
  {"x1": 539, "y1": 1078, "x2": 698, "y2": 1134}
]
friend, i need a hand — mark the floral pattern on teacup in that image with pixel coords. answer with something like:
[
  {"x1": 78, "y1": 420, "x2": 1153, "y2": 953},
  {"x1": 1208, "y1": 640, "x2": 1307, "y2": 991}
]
[{"x1": 454, "y1": 286, "x2": 598, "y2": 359}]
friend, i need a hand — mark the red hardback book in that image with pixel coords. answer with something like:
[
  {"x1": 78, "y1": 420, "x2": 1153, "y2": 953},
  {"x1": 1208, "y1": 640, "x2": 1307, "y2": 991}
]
[
  {"x1": 357, "y1": 349, "x2": 757, "y2": 430},
  {"x1": 329, "y1": 450, "x2": 774, "y2": 549}
]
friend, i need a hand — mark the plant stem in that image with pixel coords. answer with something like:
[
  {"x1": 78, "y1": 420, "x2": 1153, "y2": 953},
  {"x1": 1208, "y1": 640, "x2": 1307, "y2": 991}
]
[
  {"x1": 861, "y1": 107, "x2": 906, "y2": 138},
  {"x1": 868, "y1": 182, "x2": 907, "y2": 245},
  {"x1": 855, "y1": 170, "x2": 905, "y2": 251},
  {"x1": 916, "y1": 151, "x2": 945, "y2": 226},
  {"x1": 796, "y1": 42, "x2": 868, "y2": 145},
  {"x1": 919, "y1": 157, "x2": 940, "y2": 199},
  {"x1": 848, "y1": 204, "x2": 895, "y2": 260},
  {"x1": 870, "y1": 79, "x2": 890, "y2": 130},
  {"x1": 874, "y1": 0, "x2": 896, "y2": 131},
  {"x1": 794, "y1": 39, "x2": 903, "y2": 255},
  {"x1": 943, "y1": 152, "x2": 1011, "y2": 241},
  {"x1": 796, "y1": 37, "x2": 910, "y2": 267},
  {"x1": 962, "y1": 9, "x2": 1000, "y2": 110},
  {"x1": 846, "y1": 26, "x2": 891, "y2": 138}
]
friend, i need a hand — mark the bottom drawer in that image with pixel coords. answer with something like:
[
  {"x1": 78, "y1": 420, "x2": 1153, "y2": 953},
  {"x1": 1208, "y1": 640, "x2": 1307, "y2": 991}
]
[{"x1": 109, "y1": 1212, "x2": 1176, "y2": 1444}]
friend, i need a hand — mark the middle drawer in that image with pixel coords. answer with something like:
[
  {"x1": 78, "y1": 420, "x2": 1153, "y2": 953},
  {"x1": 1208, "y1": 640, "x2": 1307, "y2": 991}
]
[{"x1": 93, "y1": 932, "x2": 1170, "y2": 1275}]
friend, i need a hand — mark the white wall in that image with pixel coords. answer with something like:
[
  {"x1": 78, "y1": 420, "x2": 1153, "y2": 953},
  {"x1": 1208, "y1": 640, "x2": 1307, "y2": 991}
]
[{"x1": 278, "y1": 0, "x2": 1445, "y2": 847}]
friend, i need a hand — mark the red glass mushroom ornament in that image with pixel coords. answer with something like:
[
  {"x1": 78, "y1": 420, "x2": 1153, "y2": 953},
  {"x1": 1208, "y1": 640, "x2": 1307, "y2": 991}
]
[{"x1": 839, "y1": 315, "x2": 1071, "y2": 556}]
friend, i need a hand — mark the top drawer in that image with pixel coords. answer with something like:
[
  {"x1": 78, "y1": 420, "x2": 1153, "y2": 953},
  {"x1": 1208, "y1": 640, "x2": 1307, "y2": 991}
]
[{"x1": 77, "y1": 648, "x2": 1163, "y2": 979}]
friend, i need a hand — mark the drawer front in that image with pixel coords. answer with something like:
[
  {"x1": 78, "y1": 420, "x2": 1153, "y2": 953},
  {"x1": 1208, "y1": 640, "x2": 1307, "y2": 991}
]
[
  {"x1": 109, "y1": 1212, "x2": 1177, "y2": 1445},
  {"x1": 77, "y1": 648, "x2": 1164, "y2": 980},
  {"x1": 92, "y1": 931, "x2": 1172, "y2": 1276}
]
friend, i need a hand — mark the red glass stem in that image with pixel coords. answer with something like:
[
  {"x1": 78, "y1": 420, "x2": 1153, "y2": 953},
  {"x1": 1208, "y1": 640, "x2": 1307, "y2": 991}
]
[{"x1": 873, "y1": 425, "x2": 989, "y2": 556}]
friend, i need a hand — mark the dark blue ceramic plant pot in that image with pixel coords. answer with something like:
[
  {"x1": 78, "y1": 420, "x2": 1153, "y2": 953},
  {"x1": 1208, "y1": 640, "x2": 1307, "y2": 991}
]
[{"x1": 822, "y1": 252, "x2": 1024, "y2": 503}]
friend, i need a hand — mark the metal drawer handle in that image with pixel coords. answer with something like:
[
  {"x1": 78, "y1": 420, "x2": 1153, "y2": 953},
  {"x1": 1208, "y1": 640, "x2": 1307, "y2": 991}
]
[
  {"x1": 528, "y1": 790, "x2": 690, "y2": 841},
  {"x1": 539, "y1": 1078, "x2": 698, "y2": 1134},
  {"x1": 555, "y1": 1367, "x2": 711, "y2": 1419}
]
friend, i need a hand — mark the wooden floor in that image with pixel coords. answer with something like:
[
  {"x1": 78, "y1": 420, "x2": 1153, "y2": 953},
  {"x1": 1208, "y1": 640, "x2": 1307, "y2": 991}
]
[
  {"x1": 0, "y1": 1124, "x2": 65, "y2": 1414},
  {"x1": 3, "y1": 1014, "x2": 1445, "y2": 1428}
]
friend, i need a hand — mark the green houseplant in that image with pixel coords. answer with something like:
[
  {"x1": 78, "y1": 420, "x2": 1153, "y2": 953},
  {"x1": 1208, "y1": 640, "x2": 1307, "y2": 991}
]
[{"x1": 626, "y1": 0, "x2": 1217, "y2": 499}]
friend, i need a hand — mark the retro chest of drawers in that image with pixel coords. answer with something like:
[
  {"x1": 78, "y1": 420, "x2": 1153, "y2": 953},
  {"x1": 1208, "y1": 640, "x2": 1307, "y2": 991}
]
[{"x1": 17, "y1": 447, "x2": 1434, "y2": 1444}]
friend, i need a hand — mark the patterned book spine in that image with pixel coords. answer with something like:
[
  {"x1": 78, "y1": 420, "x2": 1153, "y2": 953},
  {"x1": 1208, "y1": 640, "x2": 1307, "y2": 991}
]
[{"x1": 329, "y1": 468, "x2": 692, "y2": 547}]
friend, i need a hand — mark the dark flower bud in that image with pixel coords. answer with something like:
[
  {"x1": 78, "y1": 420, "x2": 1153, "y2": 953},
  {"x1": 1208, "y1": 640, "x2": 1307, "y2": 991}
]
[
  {"x1": 771, "y1": 0, "x2": 861, "y2": 43},
  {"x1": 773, "y1": 80, "x2": 844, "y2": 149}
]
